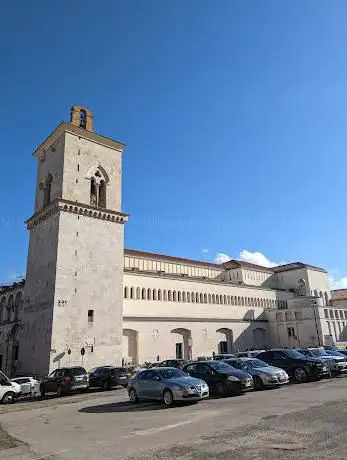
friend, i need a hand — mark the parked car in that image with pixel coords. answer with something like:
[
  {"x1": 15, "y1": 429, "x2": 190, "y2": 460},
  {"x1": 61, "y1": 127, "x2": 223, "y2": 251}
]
[
  {"x1": 157, "y1": 359, "x2": 189, "y2": 369},
  {"x1": 11, "y1": 376, "x2": 41, "y2": 398},
  {"x1": 89, "y1": 366, "x2": 131, "y2": 390},
  {"x1": 323, "y1": 350, "x2": 347, "y2": 373},
  {"x1": 40, "y1": 367, "x2": 89, "y2": 397},
  {"x1": 257, "y1": 349, "x2": 329, "y2": 383},
  {"x1": 213, "y1": 354, "x2": 235, "y2": 361},
  {"x1": 183, "y1": 360, "x2": 253, "y2": 396},
  {"x1": 234, "y1": 350, "x2": 265, "y2": 358},
  {"x1": 295, "y1": 348, "x2": 336, "y2": 376},
  {"x1": 223, "y1": 358, "x2": 289, "y2": 389},
  {"x1": 0, "y1": 371, "x2": 21, "y2": 404},
  {"x1": 127, "y1": 367, "x2": 209, "y2": 406}
]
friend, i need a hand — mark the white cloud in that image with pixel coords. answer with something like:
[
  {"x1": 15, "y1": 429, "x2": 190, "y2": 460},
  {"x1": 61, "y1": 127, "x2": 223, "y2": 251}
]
[
  {"x1": 239, "y1": 250, "x2": 279, "y2": 268},
  {"x1": 201, "y1": 249, "x2": 209, "y2": 254},
  {"x1": 214, "y1": 249, "x2": 283, "y2": 267},
  {"x1": 328, "y1": 275, "x2": 347, "y2": 290},
  {"x1": 7, "y1": 271, "x2": 22, "y2": 282},
  {"x1": 215, "y1": 253, "x2": 231, "y2": 263}
]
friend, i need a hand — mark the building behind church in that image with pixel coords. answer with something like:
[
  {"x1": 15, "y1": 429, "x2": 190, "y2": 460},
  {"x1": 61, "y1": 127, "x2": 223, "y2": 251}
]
[{"x1": 0, "y1": 106, "x2": 346, "y2": 376}]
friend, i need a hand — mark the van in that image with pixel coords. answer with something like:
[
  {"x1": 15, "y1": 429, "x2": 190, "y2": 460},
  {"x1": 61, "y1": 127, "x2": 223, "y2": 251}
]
[{"x1": 0, "y1": 371, "x2": 21, "y2": 403}]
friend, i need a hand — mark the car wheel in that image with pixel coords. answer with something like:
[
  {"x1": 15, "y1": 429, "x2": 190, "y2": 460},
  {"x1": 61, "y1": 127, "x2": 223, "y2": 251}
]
[
  {"x1": 163, "y1": 389, "x2": 174, "y2": 406},
  {"x1": 56, "y1": 385, "x2": 64, "y2": 397},
  {"x1": 103, "y1": 381, "x2": 110, "y2": 391},
  {"x1": 128, "y1": 388, "x2": 138, "y2": 404},
  {"x1": 216, "y1": 382, "x2": 229, "y2": 397},
  {"x1": 254, "y1": 376, "x2": 264, "y2": 390},
  {"x1": 293, "y1": 367, "x2": 307, "y2": 383},
  {"x1": 2, "y1": 392, "x2": 15, "y2": 404}
]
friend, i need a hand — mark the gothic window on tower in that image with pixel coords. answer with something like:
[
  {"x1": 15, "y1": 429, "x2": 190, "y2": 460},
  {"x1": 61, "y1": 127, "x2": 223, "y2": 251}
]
[
  {"x1": 43, "y1": 174, "x2": 53, "y2": 207},
  {"x1": 79, "y1": 109, "x2": 87, "y2": 129},
  {"x1": 89, "y1": 168, "x2": 108, "y2": 208}
]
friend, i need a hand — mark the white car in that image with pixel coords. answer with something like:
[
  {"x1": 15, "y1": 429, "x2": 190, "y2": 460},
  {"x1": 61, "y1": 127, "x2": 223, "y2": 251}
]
[
  {"x1": 11, "y1": 376, "x2": 41, "y2": 398},
  {"x1": 0, "y1": 371, "x2": 21, "y2": 404}
]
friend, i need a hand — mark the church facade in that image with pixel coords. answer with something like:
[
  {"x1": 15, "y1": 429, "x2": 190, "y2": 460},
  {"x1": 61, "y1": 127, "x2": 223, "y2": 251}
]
[{"x1": 0, "y1": 106, "x2": 346, "y2": 376}]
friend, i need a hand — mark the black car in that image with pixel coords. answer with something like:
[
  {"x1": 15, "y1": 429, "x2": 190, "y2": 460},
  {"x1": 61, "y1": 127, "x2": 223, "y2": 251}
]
[
  {"x1": 157, "y1": 359, "x2": 189, "y2": 370},
  {"x1": 40, "y1": 367, "x2": 89, "y2": 397},
  {"x1": 183, "y1": 361, "x2": 253, "y2": 396},
  {"x1": 89, "y1": 366, "x2": 131, "y2": 390},
  {"x1": 257, "y1": 349, "x2": 329, "y2": 383}
]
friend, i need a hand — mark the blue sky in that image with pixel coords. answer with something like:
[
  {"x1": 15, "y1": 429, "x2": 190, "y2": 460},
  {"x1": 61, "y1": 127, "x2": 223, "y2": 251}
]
[{"x1": 1, "y1": 0, "x2": 347, "y2": 287}]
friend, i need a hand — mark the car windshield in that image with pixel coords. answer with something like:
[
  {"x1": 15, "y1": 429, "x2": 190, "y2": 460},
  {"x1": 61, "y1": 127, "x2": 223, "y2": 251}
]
[
  {"x1": 208, "y1": 362, "x2": 234, "y2": 372},
  {"x1": 326, "y1": 350, "x2": 344, "y2": 357},
  {"x1": 310, "y1": 349, "x2": 326, "y2": 357},
  {"x1": 69, "y1": 367, "x2": 86, "y2": 375},
  {"x1": 283, "y1": 349, "x2": 304, "y2": 359},
  {"x1": 246, "y1": 359, "x2": 269, "y2": 368},
  {"x1": 157, "y1": 369, "x2": 187, "y2": 379}
]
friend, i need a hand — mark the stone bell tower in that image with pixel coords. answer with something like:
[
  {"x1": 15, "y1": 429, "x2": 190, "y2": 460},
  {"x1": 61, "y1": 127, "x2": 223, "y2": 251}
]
[{"x1": 20, "y1": 105, "x2": 128, "y2": 375}]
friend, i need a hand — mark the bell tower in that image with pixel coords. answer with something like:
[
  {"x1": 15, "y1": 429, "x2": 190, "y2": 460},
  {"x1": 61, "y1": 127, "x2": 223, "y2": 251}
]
[{"x1": 20, "y1": 105, "x2": 128, "y2": 375}]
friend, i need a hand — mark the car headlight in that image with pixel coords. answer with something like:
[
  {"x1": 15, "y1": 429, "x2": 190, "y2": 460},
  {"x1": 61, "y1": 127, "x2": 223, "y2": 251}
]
[{"x1": 227, "y1": 376, "x2": 240, "y2": 382}]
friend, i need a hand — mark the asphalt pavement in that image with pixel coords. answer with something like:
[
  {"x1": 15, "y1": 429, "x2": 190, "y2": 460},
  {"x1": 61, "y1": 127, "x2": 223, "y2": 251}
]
[{"x1": 0, "y1": 377, "x2": 347, "y2": 459}]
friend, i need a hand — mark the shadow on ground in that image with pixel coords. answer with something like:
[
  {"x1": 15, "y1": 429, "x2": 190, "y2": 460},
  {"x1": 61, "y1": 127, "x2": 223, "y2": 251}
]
[{"x1": 79, "y1": 400, "x2": 200, "y2": 413}]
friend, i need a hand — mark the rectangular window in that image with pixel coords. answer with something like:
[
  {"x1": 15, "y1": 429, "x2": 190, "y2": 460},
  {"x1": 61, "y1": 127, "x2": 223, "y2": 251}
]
[
  {"x1": 88, "y1": 310, "x2": 94, "y2": 324},
  {"x1": 287, "y1": 327, "x2": 295, "y2": 337}
]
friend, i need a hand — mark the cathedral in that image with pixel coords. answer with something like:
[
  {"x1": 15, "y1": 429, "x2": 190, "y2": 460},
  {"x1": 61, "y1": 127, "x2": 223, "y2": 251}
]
[{"x1": 0, "y1": 106, "x2": 346, "y2": 377}]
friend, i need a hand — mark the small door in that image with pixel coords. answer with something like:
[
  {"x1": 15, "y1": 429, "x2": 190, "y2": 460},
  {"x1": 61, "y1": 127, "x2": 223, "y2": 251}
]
[
  {"x1": 176, "y1": 343, "x2": 183, "y2": 359},
  {"x1": 219, "y1": 341, "x2": 228, "y2": 354}
]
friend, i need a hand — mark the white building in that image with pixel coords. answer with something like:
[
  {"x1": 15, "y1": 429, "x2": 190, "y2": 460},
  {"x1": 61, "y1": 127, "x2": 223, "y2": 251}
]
[{"x1": 0, "y1": 106, "x2": 345, "y2": 376}]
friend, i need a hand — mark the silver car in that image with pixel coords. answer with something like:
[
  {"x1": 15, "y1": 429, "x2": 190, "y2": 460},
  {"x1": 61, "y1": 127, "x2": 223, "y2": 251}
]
[
  {"x1": 224, "y1": 357, "x2": 289, "y2": 389},
  {"x1": 127, "y1": 367, "x2": 209, "y2": 406}
]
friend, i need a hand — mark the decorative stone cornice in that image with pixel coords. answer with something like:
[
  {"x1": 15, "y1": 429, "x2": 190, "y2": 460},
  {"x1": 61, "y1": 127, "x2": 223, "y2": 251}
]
[{"x1": 26, "y1": 198, "x2": 129, "y2": 229}]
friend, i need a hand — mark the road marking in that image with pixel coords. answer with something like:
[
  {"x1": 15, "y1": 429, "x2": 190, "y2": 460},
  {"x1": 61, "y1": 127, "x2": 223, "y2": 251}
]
[{"x1": 134, "y1": 420, "x2": 193, "y2": 436}]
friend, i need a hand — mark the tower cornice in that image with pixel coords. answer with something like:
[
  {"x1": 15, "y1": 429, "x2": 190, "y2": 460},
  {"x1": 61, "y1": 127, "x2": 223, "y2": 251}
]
[
  {"x1": 25, "y1": 198, "x2": 129, "y2": 230},
  {"x1": 32, "y1": 122, "x2": 126, "y2": 160}
]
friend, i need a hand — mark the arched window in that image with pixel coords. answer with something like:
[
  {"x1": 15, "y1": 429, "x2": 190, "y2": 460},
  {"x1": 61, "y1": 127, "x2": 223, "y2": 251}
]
[
  {"x1": 90, "y1": 178, "x2": 97, "y2": 206},
  {"x1": 158, "y1": 289, "x2": 162, "y2": 301},
  {"x1": 153, "y1": 289, "x2": 157, "y2": 300},
  {"x1": 130, "y1": 287, "x2": 134, "y2": 299},
  {"x1": 163, "y1": 290, "x2": 167, "y2": 301},
  {"x1": 79, "y1": 109, "x2": 87, "y2": 128},
  {"x1": 187, "y1": 292, "x2": 191, "y2": 302},
  {"x1": 227, "y1": 295, "x2": 231, "y2": 305},
  {"x1": 240, "y1": 297, "x2": 244, "y2": 306},
  {"x1": 237, "y1": 296, "x2": 241, "y2": 305},
  {"x1": 142, "y1": 288, "x2": 146, "y2": 300},
  {"x1": 192, "y1": 292, "x2": 195, "y2": 303},
  {"x1": 43, "y1": 174, "x2": 53, "y2": 207},
  {"x1": 212, "y1": 294, "x2": 216, "y2": 304},
  {"x1": 168, "y1": 290, "x2": 172, "y2": 301},
  {"x1": 89, "y1": 168, "x2": 108, "y2": 208},
  {"x1": 200, "y1": 293, "x2": 204, "y2": 303},
  {"x1": 173, "y1": 291, "x2": 177, "y2": 301},
  {"x1": 216, "y1": 295, "x2": 220, "y2": 305},
  {"x1": 182, "y1": 291, "x2": 186, "y2": 302},
  {"x1": 136, "y1": 287, "x2": 140, "y2": 299},
  {"x1": 208, "y1": 294, "x2": 212, "y2": 303},
  {"x1": 314, "y1": 289, "x2": 318, "y2": 297},
  {"x1": 324, "y1": 292, "x2": 329, "y2": 306},
  {"x1": 204, "y1": 294, "x2": 207, "y2": 303},
  {"x1": 297, "y1": 279, "x2": 307, "y2": 296},
  {"x1": 178, "y1": 291, "x2": 181, "y2": 302},
  {"x1": 147, "y1": 288, "x2": 152, "y2": 300},
  {"x1": 124, "y1": 287, "x2": 128, "y2": 299},
  {"x1": 99, "y1": 180, "x2": 106, "y2": 208},
  {"x1": 7, "y1": 296, "x2": 13, "y2": 322}
]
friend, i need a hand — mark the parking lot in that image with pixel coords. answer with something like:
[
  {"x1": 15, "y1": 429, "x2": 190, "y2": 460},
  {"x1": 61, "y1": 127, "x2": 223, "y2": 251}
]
[{"x1": 1, "y1": 376, "x2": 347, "y2": 459}]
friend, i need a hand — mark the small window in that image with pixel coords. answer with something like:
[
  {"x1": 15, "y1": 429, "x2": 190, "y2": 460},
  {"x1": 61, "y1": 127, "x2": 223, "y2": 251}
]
[{"x1": 88, "y1": 309, "x2": 94, "y2": 324}]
